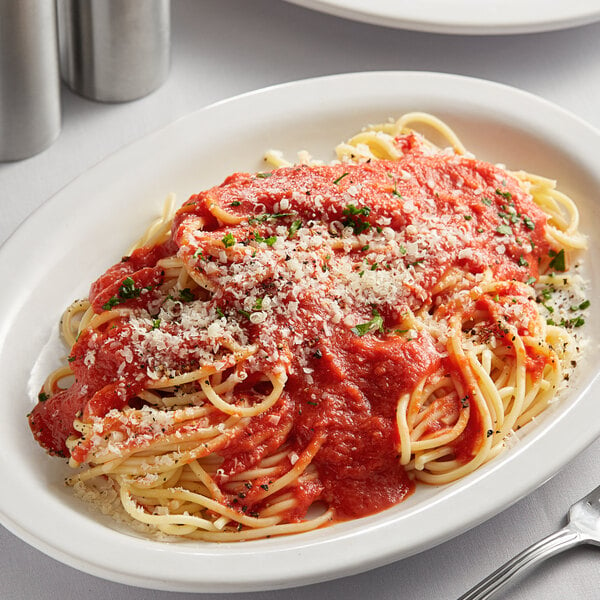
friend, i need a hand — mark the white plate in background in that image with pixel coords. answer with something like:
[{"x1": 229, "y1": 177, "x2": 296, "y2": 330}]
[
  {"x1": 284, "y1": 0, "x2": 600, "y2": 34},
  {"x1": 1, "y1": 72, "x2": 599, "y2": 592}
]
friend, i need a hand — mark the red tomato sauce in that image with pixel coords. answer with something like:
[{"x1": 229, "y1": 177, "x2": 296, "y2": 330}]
[{"x1": 30, "y1": 137, "x2": 553, "y2": 520}]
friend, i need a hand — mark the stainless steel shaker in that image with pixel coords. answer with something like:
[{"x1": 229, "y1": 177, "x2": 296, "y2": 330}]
[
  {"x1": 0, "y1": 0, "x2": 61, "y2": 161},
  {"x1": 57, "y1": 0, "x2": 170, "y2": 103}
]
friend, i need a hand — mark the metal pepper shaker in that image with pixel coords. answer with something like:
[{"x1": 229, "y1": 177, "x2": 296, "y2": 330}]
[
  {"x1": 57, "y1": 0, "x2": 170, "y2": 103},
  {"x1": 0, "y1": 0, "x2": 61, "y2": 161}
]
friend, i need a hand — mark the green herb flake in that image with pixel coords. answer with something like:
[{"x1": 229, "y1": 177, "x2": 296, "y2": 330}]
[
  {"x1": 222, "y1": 233, "x2": 236, "y2": 248},
  {"x1": 288, "y1": 219, "x2": 302, "y2": 238},
  {"x1": 549, "y1": 248, "x2": 566, "y2": 271},
  {"x1": 351, "y1": 309, "x2": 384, "y2": 337},
  {"x1": 119, "y1": 277, "x2": 141, "y2": 299},
  {"x1": 570, "y1": 299, "x2": 590, "y2": 311},
  {"x1": 102, "y1": 276, "x2": 148, "y2": 310},
  {"x1": 333, "y1": 172, "x2": 349, "y2": 185},
  {"x1": 481, "y1": 197, "x2": 493, "y2": 206},
  {"x1": 496, "y1": 224, "x2": 512, "y2": 236},
  {"x1": 178, "y1": 288, "x2": 195, "y2": 302},
  {"x1": 342, "y1": 204, "x2": 371, "y2": 235},
  {"x1": 522, "y1": 215, "x2": 535, "y2": 230},
  {"x1": 38, "y1": 392, "x2": 49, "y2": 402},
  {"x1": 253, "y1": 232, "x2": 277, "y2": 246},
  {"x1": 248, "y1": 212, "x2": 294, "y2": 225}
]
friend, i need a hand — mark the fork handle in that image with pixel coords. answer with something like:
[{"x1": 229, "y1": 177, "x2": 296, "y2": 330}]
[{"x1": 458, "y1": 526, "x2": 583, "y2": 600}]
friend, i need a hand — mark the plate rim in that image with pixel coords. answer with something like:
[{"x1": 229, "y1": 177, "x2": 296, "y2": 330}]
[{"x1": 283, "y1": 0, "x2": 600, "y2": 34}]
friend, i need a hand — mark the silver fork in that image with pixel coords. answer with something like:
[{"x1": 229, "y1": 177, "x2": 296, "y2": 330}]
[{"x1": 458, "y1": 483, "x2": 600, "y2": 600}]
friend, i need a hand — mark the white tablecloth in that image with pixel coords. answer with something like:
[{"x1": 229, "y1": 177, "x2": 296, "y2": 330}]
[{"x1": 2, "y1": 1, "x2": 600, "y2": 598}]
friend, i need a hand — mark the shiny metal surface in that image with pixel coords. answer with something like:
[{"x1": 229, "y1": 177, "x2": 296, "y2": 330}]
[
  {"x1": 57, "y1": 0, "x2": 170, "y2": 103},
  {"x1": 458, "y1": 483, "x2": 600, "y2": 600},
  {"x1": 0, "y1": 0, "x2": 61, "y2": 161}
]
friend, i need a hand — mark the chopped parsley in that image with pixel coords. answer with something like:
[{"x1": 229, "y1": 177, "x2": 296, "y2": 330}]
[
  {"x1": 178, "y1": 288, "x2": 195, "y2": 302},
  {"x1": 38, "y1": 392, "x2": 49, "y2": 402},
  {"x1": 547, "y1": 316, "x2": 585, "y2": 328},
  {"x1": 351, "y1": 309, "x2": 384, "y2": 337},
  {"x1": 342, "y1": 204, "x2": 371, "y2": 234},
  {"x1": 118, "y1": 277, "x2": 142, "y2": 299},
  {"x1": 495, "y1": 224, "x2": 512, "y2": 236},
  {"x1": 102, "y1": 276, "x2": 151, "y2": 310},
  {"x1": 248, "y1": 212, "x2": 294, "y2": 224},
  {"x1": 522, "y1": 215, "x2": 535, "y2": 230},
  {"x1": 571, "y1": 299, "x2": 590, "y2": 311},
  {"x1": 333, "y1": 172, "x2": 349, "y2": 185},
  {"x1": 549, "y1": 248, "x2": 566, "y2": 271},
  {"x1": 386, "y1": 172, "x2": 403, "y2": 198},
  {"x1": 222, "y1": 233, "x2": 236, "y2": 248},
  {"x1": 495, "y1": 189, "x2": 512, "y2": 201},
  {"x1": 288, "y1": 219, "x2": 302, "y2": 238},
  {"x1": 253, "y1": 232, "x2": 277, "y2": 246}
]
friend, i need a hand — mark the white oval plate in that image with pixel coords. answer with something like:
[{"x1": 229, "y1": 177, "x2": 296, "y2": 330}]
[
  {"x1": 1, "y1": 72, "x2": 599, "y2": 593},
  {"x1": 284, "y1": 0, "x2": 600, "y2": 34}
]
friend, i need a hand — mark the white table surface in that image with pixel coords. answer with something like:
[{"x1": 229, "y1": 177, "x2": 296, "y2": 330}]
[{"x1": 2, "y1": 1, "x2": 600, "y2": 598}]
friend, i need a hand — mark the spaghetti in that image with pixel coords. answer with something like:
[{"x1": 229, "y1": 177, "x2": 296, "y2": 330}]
[{"x1": 29, "y1": 113, "x2": 587, "y2": 540}]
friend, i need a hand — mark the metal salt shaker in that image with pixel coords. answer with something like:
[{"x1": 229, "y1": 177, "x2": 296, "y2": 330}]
[
  {"x1": 57, "y1": 0, "x2": 171, "y2": 103},
  {"x1": 0, "y1": 0, "x2": 61, "y2": 161}
]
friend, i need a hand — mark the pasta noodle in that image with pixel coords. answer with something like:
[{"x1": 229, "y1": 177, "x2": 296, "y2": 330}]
[{"x1": 29, "y1": 113, "x2": 587, "y2": 541}]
